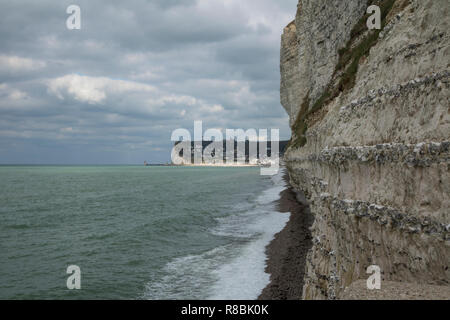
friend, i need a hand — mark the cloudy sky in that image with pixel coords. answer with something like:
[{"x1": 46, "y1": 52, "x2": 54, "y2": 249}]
[{"x1": 0, "y1": 0, "x2": 297, "y2": 164}]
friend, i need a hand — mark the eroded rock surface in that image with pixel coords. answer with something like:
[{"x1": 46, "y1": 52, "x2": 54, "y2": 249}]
[{"x1": 281, "y1": 0, "x2": 449, "y2": 299}]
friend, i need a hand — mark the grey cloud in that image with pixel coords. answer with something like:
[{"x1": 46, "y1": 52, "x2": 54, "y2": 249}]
[{"x1": 0, "y1": 0, "x2": 298, "y2": 164}]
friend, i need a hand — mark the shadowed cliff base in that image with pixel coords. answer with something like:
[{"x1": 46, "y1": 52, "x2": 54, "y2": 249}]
[{"x1": 258, "y1": 174, "x2": 314, "y2": 300}]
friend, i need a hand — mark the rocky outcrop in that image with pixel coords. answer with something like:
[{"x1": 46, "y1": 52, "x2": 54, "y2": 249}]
[
  {"x1": 281, "y1": 0, "x2": 368, "y2": 125},
  {"x1": 281, "y1": 0, "x2": 449, "y2": 299},
  {"x1": 280, "y1": 21, "x2": 301, "y2": 127}
]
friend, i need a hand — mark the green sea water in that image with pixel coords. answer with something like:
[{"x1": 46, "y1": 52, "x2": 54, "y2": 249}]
[{"x1": 0, "y1": 166, "x2": 288, "y2": 300}]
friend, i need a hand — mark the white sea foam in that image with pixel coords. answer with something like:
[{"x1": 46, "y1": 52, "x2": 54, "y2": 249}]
[
  {"x1": 255, "y1": 168, "x2": 287, "y2": 205},
  {"x1": 256, "y1": 185, "x2": 286, "y2": 205},
  {"x1": 142, "y1": 245, "x2": 233, "y2": 300},
  {"x1": 208, "y1": 168, "x2": 289, "y2": 300},
  {"x1": 143, "y1": 168, "x2": 289, "y2": 300},
  {"x1": 208, "y1": 209, "x2": 289, "y2": 300}
]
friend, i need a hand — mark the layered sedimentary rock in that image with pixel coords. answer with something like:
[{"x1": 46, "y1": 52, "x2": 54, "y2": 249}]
[
  {"x1": 281, "y1": 0, "x2": 368, "y2": 125},
  {"x1": 281, "y1": 0, "x2": 449, "y2": 299}
]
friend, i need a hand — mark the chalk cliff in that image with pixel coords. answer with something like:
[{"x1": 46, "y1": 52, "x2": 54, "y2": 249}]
[{"x1": 281, "y1": 0, "x2": 449, "y2": 299}]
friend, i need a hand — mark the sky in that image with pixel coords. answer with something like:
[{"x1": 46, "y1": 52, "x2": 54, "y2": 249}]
[{"x1": 0, "y1": 0, "x2": 298, "y2": 164}]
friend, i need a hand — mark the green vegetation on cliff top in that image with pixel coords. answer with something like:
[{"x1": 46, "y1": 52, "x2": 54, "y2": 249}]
[{"x1": 290, "y1": 0, "x2": 397, "y2": 150}]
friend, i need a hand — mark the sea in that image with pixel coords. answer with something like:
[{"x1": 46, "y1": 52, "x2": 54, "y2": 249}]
[{"x1": 0, "y1": 165, "x2": 289, "y2": 300}]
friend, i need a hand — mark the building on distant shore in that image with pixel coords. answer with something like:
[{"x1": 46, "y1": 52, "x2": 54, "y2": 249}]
[{"x1": 172, "y1": 139, "x2": 290, "y2": 165}]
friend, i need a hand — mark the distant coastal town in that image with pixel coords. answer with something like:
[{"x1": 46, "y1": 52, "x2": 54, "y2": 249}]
[{"x1": 144, "y1": 140, "x2": 290, "y2": 166}]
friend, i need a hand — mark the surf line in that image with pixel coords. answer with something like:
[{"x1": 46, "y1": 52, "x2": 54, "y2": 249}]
[{"x1": 181, "y1": 304, "x2": 215, "y2": 318}]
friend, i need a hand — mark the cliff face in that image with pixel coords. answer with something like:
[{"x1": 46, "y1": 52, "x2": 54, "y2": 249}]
[
  {"x1": 281, "y1": 0, "x2": 449, "y2": 299},
  {"x1": 281, "y1": 0, "x2": 368, "y2": 126}
]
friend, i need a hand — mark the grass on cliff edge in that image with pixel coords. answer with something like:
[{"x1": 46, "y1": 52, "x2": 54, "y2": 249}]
[{"x1": 289, "y1": 0, "x2": 397, "y2": 150}]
